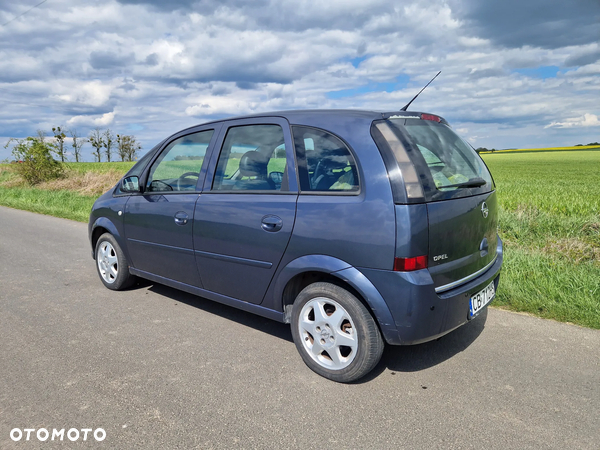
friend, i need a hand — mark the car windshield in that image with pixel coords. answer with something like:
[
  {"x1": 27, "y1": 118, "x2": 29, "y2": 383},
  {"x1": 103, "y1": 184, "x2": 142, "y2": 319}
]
[{"x1": 388, "y1": 118, "x2": 493, "y2": 200}]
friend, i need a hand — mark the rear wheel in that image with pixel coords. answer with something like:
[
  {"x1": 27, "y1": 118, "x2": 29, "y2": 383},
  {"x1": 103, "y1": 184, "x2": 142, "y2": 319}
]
[
  {"x1": 291, "y1": 282, "x2": 384, "y2": 382},
  {"x1": 95, "y1": 233, "x2": 135, "y2": 290}
]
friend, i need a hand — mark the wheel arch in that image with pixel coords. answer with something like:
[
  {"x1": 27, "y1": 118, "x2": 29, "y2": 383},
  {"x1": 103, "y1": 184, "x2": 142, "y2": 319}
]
[
  {"x1": 274, "y1": 255, "x2": 399, "y2": 345},
  {"x1": 90, "y1": 217, "x2": 124, "y2": 260}
]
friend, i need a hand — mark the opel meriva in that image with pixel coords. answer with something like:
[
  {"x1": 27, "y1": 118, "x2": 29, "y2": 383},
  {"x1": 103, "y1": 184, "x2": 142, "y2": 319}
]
[{"x1": 89, "y1": 110, "x2": 502, "y2": 382}]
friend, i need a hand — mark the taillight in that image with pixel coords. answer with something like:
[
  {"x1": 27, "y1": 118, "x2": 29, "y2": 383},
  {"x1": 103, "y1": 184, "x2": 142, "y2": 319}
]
[
  {"x1": 394, "y1": 256, "x2": 428, "y2": 272},
  {"x1": 421, "y1": 113, "x2": 441, "y2": 123}
]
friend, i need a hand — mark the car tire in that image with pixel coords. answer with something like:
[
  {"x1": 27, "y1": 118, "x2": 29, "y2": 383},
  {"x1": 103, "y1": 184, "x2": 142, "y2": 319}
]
[
  {"x1": 291, "y1": 282, "x2": 384, "y2": 382},
  {"x1": 95, "y1": 233, "x2": 135, "y2": 291}
]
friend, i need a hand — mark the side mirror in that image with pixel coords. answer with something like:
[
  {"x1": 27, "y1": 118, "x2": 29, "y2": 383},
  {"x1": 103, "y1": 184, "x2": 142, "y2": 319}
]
[{"x1": 121, "y1": 176, "x2": 141, "y2": 193}]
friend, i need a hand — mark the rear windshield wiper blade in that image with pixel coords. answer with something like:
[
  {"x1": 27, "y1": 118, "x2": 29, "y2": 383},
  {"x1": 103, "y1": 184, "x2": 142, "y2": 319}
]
[{"x1": 437, "y1": 177, "x2": 487, "y2": 189}]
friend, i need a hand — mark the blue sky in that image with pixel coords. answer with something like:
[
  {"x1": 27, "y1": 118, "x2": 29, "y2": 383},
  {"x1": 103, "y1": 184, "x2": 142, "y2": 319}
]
[
  {"x1": 327, "y1": 76, "x2": 411, "y2": 100},
  {"x1": 0, "y1": 0, "x2": 599, "y2": 161},
  {"x1": 513, "y1": 66, "x2": 560, "y2": 79}
]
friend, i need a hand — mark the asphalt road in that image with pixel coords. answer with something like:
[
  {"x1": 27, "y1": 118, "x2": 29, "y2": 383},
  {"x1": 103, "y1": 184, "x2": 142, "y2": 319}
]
[{"x1": 0, "y1": 205, "x2": 598, "y2": 449}]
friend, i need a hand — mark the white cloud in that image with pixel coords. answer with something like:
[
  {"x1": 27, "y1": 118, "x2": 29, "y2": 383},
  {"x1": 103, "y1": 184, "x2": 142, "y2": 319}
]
[
  {"x1": 545, "y1": 113, "x2": 600, "y2": 129},
  {"x1": 67, "y1": 112, "x2": 116, "y2": 127},
  {"x1": 52, "y1": 80, "x2": 116, "y2": 107}
]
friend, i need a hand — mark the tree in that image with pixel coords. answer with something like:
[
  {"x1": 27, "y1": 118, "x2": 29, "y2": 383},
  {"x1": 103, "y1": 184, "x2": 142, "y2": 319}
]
[
  {"x1": 5, "y1": 133, "x2": 64, "y2": 184},
  {"x1": 52, "y1": 126, "x2": 67, "y2": 162},
  {"x1": 89, "y1": 128, "x2": 104, "y2": 162},
  {"x1": 103, "y1": 129, "x2": 115, "y2": 162},
  {"x1": 117, "y1": 134, "x2": 142, "y2": 162},
  {"x1": 70, "y1": 129, "x2": 86, "y2": 163},
  {"x1": 116, "y1": 134, "x2": 128, "y2": 162}
]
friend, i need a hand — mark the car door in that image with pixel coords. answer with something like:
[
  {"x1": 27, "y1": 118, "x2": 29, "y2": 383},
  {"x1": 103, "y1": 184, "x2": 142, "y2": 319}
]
[
  {"x1": 193, "y1": 117, "x2": 299, "y2": 304},
  {"x1": 123, "y1": 127, "x2": 219, "y2": 287}
]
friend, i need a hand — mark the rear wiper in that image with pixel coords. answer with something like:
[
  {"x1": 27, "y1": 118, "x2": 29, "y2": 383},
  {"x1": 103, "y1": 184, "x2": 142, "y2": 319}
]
[{"x1": 437, "y1": 177, "x2": 487, "y2": 189}]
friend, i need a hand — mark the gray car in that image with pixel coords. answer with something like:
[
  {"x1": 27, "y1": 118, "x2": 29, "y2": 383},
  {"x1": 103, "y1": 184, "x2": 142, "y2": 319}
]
[{"x1": 89, "y1": 109, "x2": 502, "y2": 382}]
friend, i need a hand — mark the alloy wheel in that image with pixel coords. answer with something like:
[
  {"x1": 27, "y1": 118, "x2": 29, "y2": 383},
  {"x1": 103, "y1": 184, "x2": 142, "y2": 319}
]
[{"x1": 297, "y1": 297, "x2": 358, "y2": 370}]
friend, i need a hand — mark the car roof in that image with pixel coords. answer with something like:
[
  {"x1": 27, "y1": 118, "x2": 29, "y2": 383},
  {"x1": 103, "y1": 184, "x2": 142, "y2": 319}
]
[{"x1": 178, "y1": 109, "x2": 444, "y2": 134}]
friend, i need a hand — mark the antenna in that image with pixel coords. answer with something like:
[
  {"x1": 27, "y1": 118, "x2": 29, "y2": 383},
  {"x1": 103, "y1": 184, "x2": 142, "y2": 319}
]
[{"x1": 400, "y1": 71, "x2": 441, "y2": 111}]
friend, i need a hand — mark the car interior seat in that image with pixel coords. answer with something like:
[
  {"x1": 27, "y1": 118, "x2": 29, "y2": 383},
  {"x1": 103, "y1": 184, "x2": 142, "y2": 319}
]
[{"x1": 234, "y1": 150, "x2": 275, "y2": 190}]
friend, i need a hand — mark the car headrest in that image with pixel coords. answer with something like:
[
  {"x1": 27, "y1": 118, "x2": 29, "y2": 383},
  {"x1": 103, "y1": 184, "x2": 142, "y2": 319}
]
[{"x1": 239, "y1": 151, "x2": 269, "y2": 177}]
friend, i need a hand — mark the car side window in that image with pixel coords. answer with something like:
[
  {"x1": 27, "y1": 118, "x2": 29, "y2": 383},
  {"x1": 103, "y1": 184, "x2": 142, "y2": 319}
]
[
  {"x1": 293, "y1": 126, "x2": 359, "y2": 192},
  {"x1": 212, "y1": 124, "x2": 285, "y2": 191},
  {"x1": 114, "y1": 149, "x2": 154, "y2": 195},
  {"x1": 146, "y1": 130, "x2": 214, "y2": 193}
]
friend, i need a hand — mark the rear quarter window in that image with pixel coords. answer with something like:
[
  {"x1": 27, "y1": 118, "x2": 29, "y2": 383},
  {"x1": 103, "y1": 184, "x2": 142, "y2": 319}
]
[{"x1": 292, "y1": 126, "x2": 359, "y2": 194}]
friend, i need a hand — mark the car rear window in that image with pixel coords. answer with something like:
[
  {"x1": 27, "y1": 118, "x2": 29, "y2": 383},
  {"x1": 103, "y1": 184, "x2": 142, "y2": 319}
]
[{"x1": 385, "y1": 118, "x2": 494, "y2": 201}]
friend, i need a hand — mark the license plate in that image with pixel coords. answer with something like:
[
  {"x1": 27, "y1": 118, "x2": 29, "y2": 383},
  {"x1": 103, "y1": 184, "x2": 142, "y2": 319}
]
[{"x1": 469, "y1": 281, "x2": 495, "y2": 318}]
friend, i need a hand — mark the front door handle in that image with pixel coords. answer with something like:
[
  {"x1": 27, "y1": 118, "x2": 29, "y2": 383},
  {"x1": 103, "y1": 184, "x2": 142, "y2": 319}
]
[
  {"x1": 174, "y1": 211, "x2": 189, "y2": 226},
  {"x1": 261, "y1": 215, "x2": 283, "y2": 232}
]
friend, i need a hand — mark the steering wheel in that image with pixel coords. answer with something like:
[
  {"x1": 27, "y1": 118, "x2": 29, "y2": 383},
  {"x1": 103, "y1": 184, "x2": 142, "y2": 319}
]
[{"x1": 176, "y1": 172, "x2": 200, "y2": 191}]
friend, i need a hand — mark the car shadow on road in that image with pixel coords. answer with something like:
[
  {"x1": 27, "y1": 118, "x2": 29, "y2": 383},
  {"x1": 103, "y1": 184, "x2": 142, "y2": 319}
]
[
  {"x1": 138, "y1": 280, "x2": 294, "y2": 343},
  {"x1": 356, "y1": 309, "x2": 489, "y2": 383},
  {"x1": 134, "y1": 279, "x2": 487, "y2": 382}
]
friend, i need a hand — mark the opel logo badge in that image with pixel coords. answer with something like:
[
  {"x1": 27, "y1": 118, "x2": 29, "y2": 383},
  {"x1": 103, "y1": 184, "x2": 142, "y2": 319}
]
[{"x1": 481, "y1": 202, "x2": 489, "y2": 218}]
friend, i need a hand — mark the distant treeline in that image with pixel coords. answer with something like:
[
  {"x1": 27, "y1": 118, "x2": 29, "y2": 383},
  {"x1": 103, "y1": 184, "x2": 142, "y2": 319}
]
[
  {"x1": 174, "y1": 155, "x2": 203, "y2": 161},
  {"x1": 85, "y1": 127, "x2": 142, "y2": 163},
  {"x1": 4, "y1": 126, "x2": 144, "y2": 185},
  {"x1": 5, "y1": 126, "x2": 142, "y2": 163},
  {"x1": 476, "y1": 142, "x2": 600, "y2": 153}
]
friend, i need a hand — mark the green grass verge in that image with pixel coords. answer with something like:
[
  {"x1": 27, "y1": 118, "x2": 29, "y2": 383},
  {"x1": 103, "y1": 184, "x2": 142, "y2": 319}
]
[
  {"x1": 0, "y1": 186, "x2": 96, "y2": 222},
  {"x1": 0, "y1": 162, "x2": 130, "y2": 222},
  {"x1": 494, "y1": 248, "x2": 600, "y2": 328}
]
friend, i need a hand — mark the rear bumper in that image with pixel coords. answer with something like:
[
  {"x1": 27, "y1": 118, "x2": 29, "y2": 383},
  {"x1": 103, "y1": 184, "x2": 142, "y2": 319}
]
[{"x1": 360, "y1": 237, "x2": 503, "y2": 345}]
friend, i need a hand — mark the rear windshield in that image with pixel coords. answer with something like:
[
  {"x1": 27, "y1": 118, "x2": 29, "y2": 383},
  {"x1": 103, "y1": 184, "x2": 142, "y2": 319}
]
[{"x1": 389, "y1": 118, "x2": 493, "y2": 201}]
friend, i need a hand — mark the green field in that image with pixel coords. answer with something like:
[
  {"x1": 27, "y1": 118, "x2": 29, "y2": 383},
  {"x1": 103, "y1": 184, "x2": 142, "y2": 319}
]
[
  {"x1": 1, "y1": 152, "x2": 598, "y2": 328},
  {"x1": 481, "y1": 150, "x2": 600, "y2": 328}
]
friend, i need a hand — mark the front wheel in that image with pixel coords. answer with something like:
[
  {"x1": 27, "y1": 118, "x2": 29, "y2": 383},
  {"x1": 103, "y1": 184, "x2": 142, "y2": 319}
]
[
  {"x1": 290, "y1": 282, "x2": 384, "y2": 383},
  {"x1": 95, "y1": 233, "x2": 135, "y2": 290}
]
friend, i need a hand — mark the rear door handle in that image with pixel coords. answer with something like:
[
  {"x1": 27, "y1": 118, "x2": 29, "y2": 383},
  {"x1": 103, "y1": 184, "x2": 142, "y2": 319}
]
[
  {"x1": 174, "y1": 211, "x2": 189, "y2": 226},
  {"x1": 261, "y1": 215, "x2": 283, "y2": 232}
]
